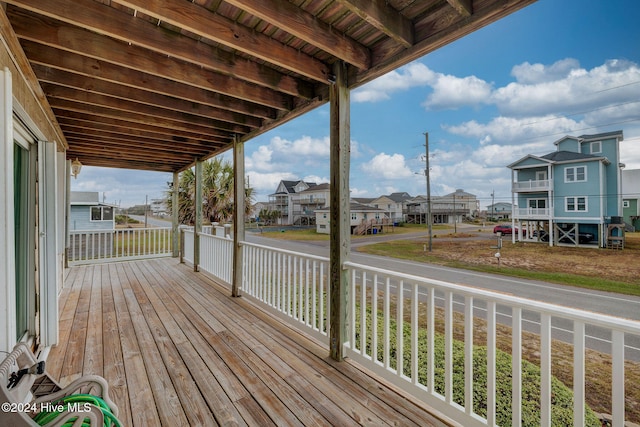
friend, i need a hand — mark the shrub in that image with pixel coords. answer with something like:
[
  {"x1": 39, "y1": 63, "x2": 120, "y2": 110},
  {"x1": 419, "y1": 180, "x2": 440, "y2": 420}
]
[{"x1": 356, "y1": 308, "x2": 600, "y2": 426}]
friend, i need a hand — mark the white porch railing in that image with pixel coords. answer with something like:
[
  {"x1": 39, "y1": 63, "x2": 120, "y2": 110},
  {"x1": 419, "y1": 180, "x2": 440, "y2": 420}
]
[
  {"x1": 512, "y1": 179, "x2": 552, "y2": 192},
  {"x1": 182, "y1": 235, "x2": 640, "y2": 427},
  {"x1": 514, "y1": 207, "x2": 550, "y2": 219},
  {"x1": 200, "y1": 233, "x2": 233, "y2": 283},
  {"x1": 242, "y1": 242, "x2": 330, "y2": 344},
  {"x1": 68, "y1": 228, "x2": 172, "y2": 265}
]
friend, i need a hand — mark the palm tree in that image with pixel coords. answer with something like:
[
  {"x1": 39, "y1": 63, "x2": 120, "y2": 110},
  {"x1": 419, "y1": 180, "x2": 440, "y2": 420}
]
[{"x1": 166, "y1": 158, "x2": 254, "y2": 225}]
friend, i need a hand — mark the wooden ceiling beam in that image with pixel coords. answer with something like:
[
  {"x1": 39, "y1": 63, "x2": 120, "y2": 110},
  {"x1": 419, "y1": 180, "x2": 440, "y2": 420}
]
[
  {"x1": 64, "y1": 153, "x2": 182, "y2": 172},
  {"x1": 23, "y1": 42, "x2": 277, "y2": 120},
  {"x1": 34, "y1": 68, "x2": 262, "y2": 128},
  {"x1": 58, "y1": 120, "x2": 227, "y2": 148},
  {"x1": 16, "y1": 36, "x2": 291, "y2": 113},
  {"x1": 49, "y1": 99, "x2": 233, "y2": 139},
  {"x1": 60, "y1": 125, "x2": 223, "y2": 151},
  {"x1": 334, "y1": 0, "x2": 414, "y2": 47},
  {"x1": 54, "y1": 110, "x2": 232, "y2": 144},
  {"x1": 64, "y1": 138, "x2": 204, "y2": 163},
  {"x1": 222, "y1": 0, "x2": 370, "y2": 69},
  {"x1": 113, "y1": 0, "x2": 332, "y2": 82},
  {"x1": 41, "y1": 83, "x2": 252, "y2": 135},
  {"x1": 446, "y1": 0, "x2": 473, "y2": 17},
  {"x1": 10, "y1": 7, "x2": 312, "y2": 98},
  {"x1": 4, "y1": 0, "x2": 331, "y2": 83}
]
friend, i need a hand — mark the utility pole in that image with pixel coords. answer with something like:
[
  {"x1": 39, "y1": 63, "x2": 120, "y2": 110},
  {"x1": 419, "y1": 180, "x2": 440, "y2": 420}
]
[
  {"x1": 491, "y1": 190, "x2": 495, "y2": 222},
  {"x1": 453, "y1": 192, "x2": 457, "y2": 233},
  {"x1": 144, "y1": 194, "x2": 148, "y2": 228},
  {"x1": 425, "y1": 132, "x2": 432, "y2": 252}
]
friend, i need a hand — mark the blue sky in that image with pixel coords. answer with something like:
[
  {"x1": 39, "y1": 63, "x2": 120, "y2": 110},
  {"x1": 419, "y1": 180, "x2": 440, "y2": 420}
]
[{"x1": 72, "y1": 0, "x2": 640, "y2": 209}]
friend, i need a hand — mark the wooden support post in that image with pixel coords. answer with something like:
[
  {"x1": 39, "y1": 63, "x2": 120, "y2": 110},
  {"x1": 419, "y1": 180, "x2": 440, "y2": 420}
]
[
  {"x1": 194, "y1": 159, "x2": 203, "y2": 272},
  {"x1": 232, "y1": 136, "x2": 245, "y2": 298},
  {"x1": 329, "y1": 61, "x2": 350, "y2": 361},
  {"x1": 171, "y1": 171, "x2": 179, "y2": 258}
]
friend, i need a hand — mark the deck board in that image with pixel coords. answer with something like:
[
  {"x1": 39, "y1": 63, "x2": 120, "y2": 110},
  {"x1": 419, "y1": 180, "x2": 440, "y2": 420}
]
[{"x1": 48, "y1": 258, "x2": 453, "y2": 427}]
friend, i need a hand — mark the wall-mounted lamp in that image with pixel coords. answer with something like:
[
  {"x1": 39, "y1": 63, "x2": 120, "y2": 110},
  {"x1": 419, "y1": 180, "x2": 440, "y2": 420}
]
[{"x1": 71, "y1": 157, "x2": 82, "y2": 179}]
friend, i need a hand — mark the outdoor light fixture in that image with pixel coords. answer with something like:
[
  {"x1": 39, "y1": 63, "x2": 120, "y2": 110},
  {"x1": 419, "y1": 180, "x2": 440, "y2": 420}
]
[{"x1": 71, "y1": 158, "x2": 82, "y2": 179}]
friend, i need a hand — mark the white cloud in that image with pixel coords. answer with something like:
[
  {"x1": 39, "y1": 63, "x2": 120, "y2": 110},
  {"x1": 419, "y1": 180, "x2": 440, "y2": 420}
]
[
  {"x1": 362, "y1": 153, "x2": 413, "y2": 179},
  {"x1": 492, "y1": 59, "x2": 640, "y2": 117},
  {"x1": 444, "y1": 115, "x2": 583, "y2": 146},
  {"x1": 423, "y1": 74, "x2": 493, "y2": 110},
  {"x1": 353, "y1": 62, "x2": 435, "y2": 102},
  {"x1": 511, "y1": 58, "x2": 581, "y2": 84}
]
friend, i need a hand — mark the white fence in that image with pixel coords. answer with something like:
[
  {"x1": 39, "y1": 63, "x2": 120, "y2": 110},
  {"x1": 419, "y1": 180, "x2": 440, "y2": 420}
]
[
  {"x1": 242, "y1": 242, "x2": 330, "y2": 345},
  {"x1": 68, "y1": 228, "x2": 172, "y2": 265},
  {"x1": 181, "y1": 233, "x2": 640, "y2": 427}
]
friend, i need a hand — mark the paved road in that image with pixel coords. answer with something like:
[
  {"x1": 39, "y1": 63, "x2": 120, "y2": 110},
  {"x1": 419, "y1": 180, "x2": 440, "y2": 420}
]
[
  {"x1": 128, "y1": 214, "x2": 172, "y2": 228},
  {"x1": 245, "y1": 231, "x2": 640, "y2": 360}
]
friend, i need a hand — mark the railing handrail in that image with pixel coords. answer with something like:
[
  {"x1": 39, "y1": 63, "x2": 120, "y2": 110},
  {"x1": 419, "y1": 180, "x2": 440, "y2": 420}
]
[
  {"x1": 344, "y1": 260, "x2": 640, "y2": 335},
  {"x1": 239, "y1": 240, "x2": 330, "y2": 263}
]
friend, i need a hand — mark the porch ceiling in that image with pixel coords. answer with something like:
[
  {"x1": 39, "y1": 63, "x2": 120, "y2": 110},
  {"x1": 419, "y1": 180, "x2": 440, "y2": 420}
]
[{"x1": 3, "y1": 0, "x2": 535, "y2": 173}]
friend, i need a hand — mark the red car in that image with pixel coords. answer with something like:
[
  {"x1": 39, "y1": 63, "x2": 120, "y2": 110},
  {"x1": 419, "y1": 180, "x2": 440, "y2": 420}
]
[{"x1": 493, "y1": 224, "x2": 518, "y2": 235}]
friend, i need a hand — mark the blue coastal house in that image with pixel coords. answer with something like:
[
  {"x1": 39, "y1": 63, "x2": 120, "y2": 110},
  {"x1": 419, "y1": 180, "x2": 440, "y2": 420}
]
[
  {"x1": 70, "y1": 191, "x2": 115, "y2": 231},
  {"x1": 508, "y1": 131, "x2": 625, "y2": 247}
]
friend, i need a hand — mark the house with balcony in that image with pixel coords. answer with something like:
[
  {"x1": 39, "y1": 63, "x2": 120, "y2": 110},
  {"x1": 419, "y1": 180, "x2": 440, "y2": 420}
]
[
  {"x1": 508, "y1": 131, "x2": 625, "y2": 246},
  {"x1": 3, "y1": 3, "x2": 637, "y2": 427},
  {"x1": 291, "y1": 183, "x2": 330, "y2": 225},
  {"x1": 406, "y1": 189, "x2": 478, "y2": 224},
  {"x1": 268, "y1": 180, "x2": 317, "y2": 225},
  {"x1": 486, "y1": 202, "x2": 512, "y2": 220}
]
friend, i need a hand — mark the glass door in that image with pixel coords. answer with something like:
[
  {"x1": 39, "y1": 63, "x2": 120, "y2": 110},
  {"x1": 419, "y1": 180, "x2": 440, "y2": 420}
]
[{"x1": 14, "y1": 135, "x2": 36, "y2": 342}]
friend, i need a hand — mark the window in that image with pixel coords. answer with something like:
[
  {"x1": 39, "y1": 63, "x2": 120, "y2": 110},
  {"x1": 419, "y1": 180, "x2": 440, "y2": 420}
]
[
  {"x1": 565, "y1": 166, "x2": 586, "y2": 182},
  {"x1": 623, "y1": 200, "x2": 630, "y2": 208},
  {"x1": 351, "y1": 213, "x2": 357, "y2": 220},
  {"x1": 90, "y1": 206, "x2": 114, "y2": 221},
  {"x1": 565, "y1": 197, "x2": 587, "y2": 212},
  {"x1": 590, "y1": 141, "x2": 601, "y2": 154}
]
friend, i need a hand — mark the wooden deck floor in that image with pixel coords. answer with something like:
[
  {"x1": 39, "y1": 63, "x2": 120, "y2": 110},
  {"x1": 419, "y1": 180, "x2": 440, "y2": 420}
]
[{"x1": 48, "y1": 258, "x2": 453, "y2": 427}]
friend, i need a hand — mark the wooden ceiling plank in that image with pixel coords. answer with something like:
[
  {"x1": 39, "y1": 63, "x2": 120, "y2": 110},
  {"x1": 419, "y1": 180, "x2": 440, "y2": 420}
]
[
  {"x1": 41, "y1": 83, "x2": 252, "y2": 134},
  {"x1": 446, "y1": 0, "x2": 472, "y2": 17},
  {"x1": 335, "y1": 0, "x2": 414, "y2": 47},
  {"x1": 10, "y1": 12, "x2": 298, "y2": 111},
  {"x1": 4, "y1": 0, "x2": 331, "y2": 83},
  {"x1": 23, "y1": 42, "x2": 277, "y2": 120},
  {"x1": 64, "y1": 153, "x2": 183, "y2": 172},
  {"x1": 64, "y1": 137, "x2": 209, "y2": 160},
  {"x1": 64, "y1": 140, "x2": 202, "y2": 163},
  {"x1": 49, "y1": 99, "x2": 233, "y2": 139},
  {"x1": 58, "y1": 120, "x2": 226, "y2": 148},
  {"x1": 223, "y1": 0, "x2": 370, "y2": 69},
  {"x1": 114, "y1": 0, "x2": 332, "y2": 82},
  {"x1": 54, "y1": 110, "x2": 231, "y2": 144},
  {"x1": 31, "y1": 64, "x2": 261, "y2": 127},
  {"x1": 8, "y1": 7, "x2": 315, "y2": 99},
  {"x1": 59, "y1": 124, "x2": 222, "y2": 151}
]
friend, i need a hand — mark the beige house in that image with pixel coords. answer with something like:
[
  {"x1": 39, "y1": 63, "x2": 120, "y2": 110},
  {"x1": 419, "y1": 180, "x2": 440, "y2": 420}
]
[{"x1": 316, "y1": 201, "x2": 388, "y2": 234}]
